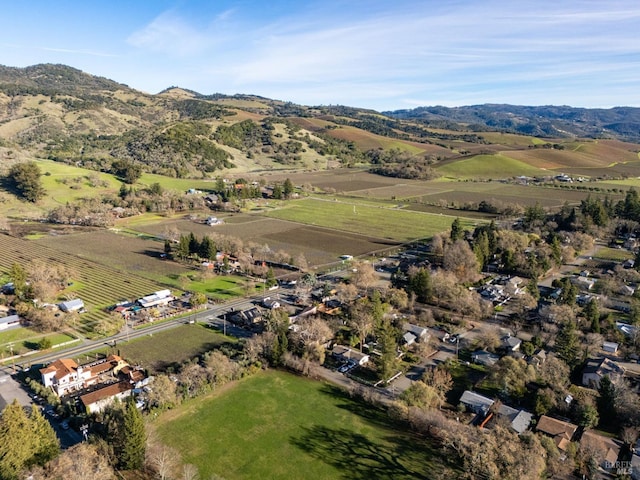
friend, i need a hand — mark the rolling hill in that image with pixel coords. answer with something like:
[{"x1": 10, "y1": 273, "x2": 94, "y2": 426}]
[{"x1": 1, "y1": 63, "x2": 639, "y2": 185}]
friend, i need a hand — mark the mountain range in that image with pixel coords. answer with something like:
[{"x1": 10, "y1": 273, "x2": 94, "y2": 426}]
[{"x1": 1, "y1": 64, "x2": 639, "y2": 179}]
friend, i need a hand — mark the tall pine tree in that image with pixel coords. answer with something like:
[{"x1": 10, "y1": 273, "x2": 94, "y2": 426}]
[
  {"x1": 0, "y1": 400, "x2": 59, "y2": 480},
  {"x1": 119, "y1": 399, "x2": 146, "y2": 470}
]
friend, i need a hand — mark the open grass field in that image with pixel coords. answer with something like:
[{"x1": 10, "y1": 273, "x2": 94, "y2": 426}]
[
  {"x1": 476, "y1": 132, "x2": 552, "y2": 146},
  {"x1": 593, "y1": 246, "x2": 634, "y2": 262},
  {"x1": 0, "y1": 233, "x2": 166, "y2": 336},
  {"x1": 185, "y1": 274, "x2": 250, "y2": 299},
  {"x1": 262, "y1": 197, "x2": 480, "y2": 242},
  {"x1": 0, "y1": 327, "x2": 77, "y2": 357},
  {"x1": 0, "y1": 159, "x2": 121, "y2": 218},
  {"x1": 436, "y1": 154, "x2": 548, "y2": 179},
  {"x1": 155, "y1": 370, "x2": 451, "y2": 480},
  {"x1": 115, "y1": 323, "x2": 235, "y2": 373}
]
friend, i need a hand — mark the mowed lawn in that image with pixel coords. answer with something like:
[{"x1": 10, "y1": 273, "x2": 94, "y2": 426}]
[
  {"x1": 263, "y1": 197, "x2": 479, "y2": 241},
  {"x1": 155, "y1": 371, "x2": 449, "y2": 480}
]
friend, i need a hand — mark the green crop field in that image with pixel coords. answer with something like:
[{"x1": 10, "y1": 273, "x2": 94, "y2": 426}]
[
  {"x1": 155, "y1": 370, "x2": 451, "y2": 480},
  {"x1": 263, "y1": 197, "x2": 480, "y2": 241},
  {"x1": 436, "y1": 154, "x2": 547, "y2": 179}
]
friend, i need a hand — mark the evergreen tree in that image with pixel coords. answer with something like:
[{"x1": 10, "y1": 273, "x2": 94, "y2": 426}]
[
  {"x1": 199, "y1": 235, "x2": 216, "y2": 260},
  {"x1": 526, "y1": 277, "x2": 540, "y2": 300},
  {"x1": 0, "y1": 400, "x2": 59, "y2": 480},
  {"x1": 187, "y1": 232, "x2": 199, "y2": 256},
  {"x1": 120, "y1": 399, "x2": 146, "y2": 470},
  {"x1": 163, "y1": 239, "x2": 172, "y2": 257},
  {"x1": 283, "y1": 178, "x2": 294, "y2": 198},
  {"x1": 30, "y1": 406, "x2": 60, "y2": 466},
  {"x1": 584, "y1": 298, "x2": 600, "y2": 333},
  {"x1": 408, "y1": 267, "x2": 431, "y2": 303},
  {"x1": 265, "y1": 267, "x2": 277, "y2": 287},
  {"x1": 272, "y1": 183, "x2": 283, "y2": 200},
  {"x1": 450, "y1": 217, "x2": 463, "y2": 242},
  {"x1": 118, "y1": 182, "x2": 129, "y2": 199},
  {"x1": 9, "y1": 262, "x2": 27, "y2": 299},
  {"x1": 596, "y1": 375, "x2": 616, "y2": 426},
  {"x1": 473, "y1": 231, "x2": 490, "y2": 269},
  {"x1": 555, "y1": 321, "x2": 580, "y2": 368},
  {"x1": 176, "y1": 234, "x2": 190, "y2": 260}
]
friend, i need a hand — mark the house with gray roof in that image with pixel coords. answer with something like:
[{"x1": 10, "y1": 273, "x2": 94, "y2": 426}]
[
  {"x1": 459, "y1": 390, "x2": 494, "y2": 415},
  {"x1": 471, "y1": 350, "x2": 500, "y2": 367},
  {"x1": 58, "y1": 298, "x2": 85, "y2": 313},
  {"x1": 496, "y1": 405, "x2": 533, "y2": 434},
  {"x1": 582, "y1": 357, "x2": 625, "y2": 388}
]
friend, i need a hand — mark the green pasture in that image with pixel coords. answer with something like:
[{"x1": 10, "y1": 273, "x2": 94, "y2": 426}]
[
  {"x1": 476, "y1": 132, "x2": 548, "y2": 146},
  {"x1": 0, "y1": 158, "x2": 120, "y2": 217},
  {"x1": 437, "y1": 154, "x2": 547, "y2": 179},
  {"x1": 156, "y1": 370, "x2": 450, "y2": 480},
  {"x1": 114, "y1": 323, "x2": 235, "y2": 373},
  {"x1": 0, "y1": 328, "x2": 77, "y2": 357},
  {"x1": 263, "y1": 197, "x2": 479, "y2": 241},
  {"x1": 137, "y1": 173, "x2": 218, "y2": 192},
  {"x1": 183, "y1": 274, "x2": 248, "y2": 299},
  {"x1": 593, "y1": 246, "x2": 634, "y2": 262}
]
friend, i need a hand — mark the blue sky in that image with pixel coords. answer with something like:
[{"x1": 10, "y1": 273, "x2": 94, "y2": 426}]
[{"x1": 1, "y1": 0, "x2": 639, "y2": 111}]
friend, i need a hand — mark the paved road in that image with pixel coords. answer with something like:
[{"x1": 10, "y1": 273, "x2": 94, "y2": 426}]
[{"x1": 0, "y1": 296, "x2": 260, "y2": 376}]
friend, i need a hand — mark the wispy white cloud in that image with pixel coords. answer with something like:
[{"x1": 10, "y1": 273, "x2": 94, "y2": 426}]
[
  {"x1": 127, "y1": 10, "x2": 225, "y2": 56},
  {"x1": 124, "y1": 0, "x2": 640, "y2": 108},
  {"x1": 42, "y1": 47, "x2": 118, "y2": 58}
]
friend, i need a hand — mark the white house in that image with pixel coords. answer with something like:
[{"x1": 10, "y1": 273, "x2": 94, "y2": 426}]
[
  {"x1": 332, "y1": 345, "x2": 370, "y2": 366},
  {"x1": 138, "y1": 290, "x2": 173, "y2": 308},
  {"x1": 40, "y1": 359, "x2": 92, "y2": 397},
  {"x1": 0, "y1": 314, "x2": 20, "y2": 331}
]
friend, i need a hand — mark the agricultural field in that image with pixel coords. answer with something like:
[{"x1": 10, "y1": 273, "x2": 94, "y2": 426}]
[
  {"x1": 413, "y1": 182, "x2": 625, "y2": 209},
  {"x1": 155, "y1": 370, "x2": 451, "y2": 480},
  {"x1": 131, "y1": 215, "x2": 401, "y2": 267},
  {"x1": 506, "y1": 139, "x2": 640, "y2": 172},
  {"x1": 35, "y1": 229, "x2": 186, "y2": 284},
  {"x1": 0, "y1": 233, "x2": 166, "y2": 336},
  {"x1": 114, "y1": 323, "x2": 235, "y2": 373},
  {"x1": 262, "y1": 197, "x2": 479, "y2": 242},
  {"x1": 323, "y1": 124, "x2": 446, "y2": 155},
  {"x1": 436, "y1": 154, "x2": 548, "y2": 179}
]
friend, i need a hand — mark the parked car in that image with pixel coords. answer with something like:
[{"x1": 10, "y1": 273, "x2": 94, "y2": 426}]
[{"x1": 338, "y1": 364, "x2": 350, "y2": 373}]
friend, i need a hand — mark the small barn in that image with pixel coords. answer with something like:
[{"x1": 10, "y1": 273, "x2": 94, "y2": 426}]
[{"x1": 58, "y1": 299, "x2": 85, "y2": 313}]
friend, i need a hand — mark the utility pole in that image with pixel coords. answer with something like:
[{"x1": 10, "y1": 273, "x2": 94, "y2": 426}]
[{"x1": 9, "y1": 343, "x2": 14, "y2": 373}]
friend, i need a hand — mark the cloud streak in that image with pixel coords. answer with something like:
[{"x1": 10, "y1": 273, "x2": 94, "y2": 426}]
[{"x1": 10, "y1": 0, "x2": 637, "y2": 109}]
